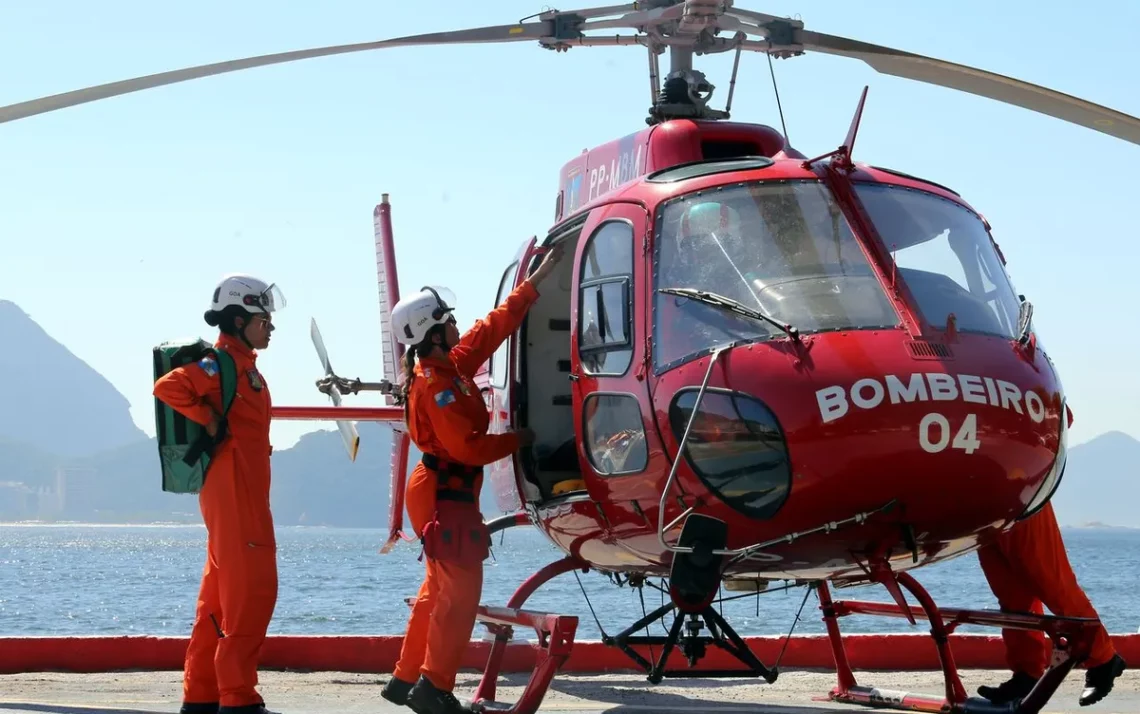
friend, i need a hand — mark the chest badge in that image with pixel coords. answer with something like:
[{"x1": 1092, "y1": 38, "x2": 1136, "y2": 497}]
[{"x1": 247, "y1": 369, "x2": 264, "y2": 392}]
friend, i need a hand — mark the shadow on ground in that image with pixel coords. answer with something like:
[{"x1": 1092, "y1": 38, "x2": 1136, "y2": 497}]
[
  {"x1": 474, "y1": 672, "x2": 843, "y2": 712},
  {"x1": 0, "y1": 705, "x2": 168, "y2": 714}
]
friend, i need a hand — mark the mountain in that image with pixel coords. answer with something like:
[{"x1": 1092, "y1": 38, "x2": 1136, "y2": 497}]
[
  {"x1": 61, "y1": 423, "x2": 402, "y2": 527},
  {"x1": 2, "y1": 419, "x2": 499, "y2": 527},
  {"x1": 0, "y1": 300, "x2": 147, "y2": 457},
  {"x1": 0, "y1": 436, "x2": 59, "y2": 484},
  {"x1": 1051, "y1": 431, "x2": 1140, "y2": 528},
  {"x1": 0, "y1": 299, "x2": 417, "y2": 526}
]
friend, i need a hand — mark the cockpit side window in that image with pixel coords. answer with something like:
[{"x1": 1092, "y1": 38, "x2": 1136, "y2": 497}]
[
  {"x1": 578, "y1": 220, "x2": 635, "y2": 376},
  {"x1": 852, "y1": 183, "x2": 1021, "y2": 338},
  {"x1": 652, "y1": 180, "x2": 900, "y2": 371}
]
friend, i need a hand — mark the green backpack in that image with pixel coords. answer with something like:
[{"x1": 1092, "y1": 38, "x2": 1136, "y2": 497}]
[{"x1": 152, "y1": 338, "x2": 238, "y2": 494}]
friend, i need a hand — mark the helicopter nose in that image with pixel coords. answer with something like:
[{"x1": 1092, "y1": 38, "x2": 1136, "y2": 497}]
[
  {"x1": 801, "y1": 369, "x2": 1066, "y2": 534},
  {"x1": 660, "y1": 337, "x2": 1067, "y2": 548}
]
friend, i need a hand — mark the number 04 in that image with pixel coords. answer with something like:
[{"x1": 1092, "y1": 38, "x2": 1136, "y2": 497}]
[{"x1": 919, "y1": 413, "x2": 980, "y2": 454}]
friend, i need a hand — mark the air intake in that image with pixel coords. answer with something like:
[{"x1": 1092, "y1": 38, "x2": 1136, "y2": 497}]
[{"x1": 906, "y1": 340, "x2": 953, "y2": 360}]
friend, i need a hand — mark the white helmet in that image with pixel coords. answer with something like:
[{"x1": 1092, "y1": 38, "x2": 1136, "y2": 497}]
[
  {"x1": 391, "y1": 285, "x2": 456, "y2": 346},
  {"x1": 210, "y1": 274, "x2": 286, "y2": 315}
]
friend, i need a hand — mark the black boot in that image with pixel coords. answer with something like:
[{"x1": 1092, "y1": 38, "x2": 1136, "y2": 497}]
[
  {"x1": 382, "y1": 676, "x2": 415, "y2": 706},
  {"x1": 977, "y1": 671, "x2": 1037, "y2": 704},
  {"x1": 179, "y1": 704, "x2": 218, "y2": 714},
  {"x1": 217, "y1": 705, "x2": 277, "y2": 714},
  {"x1": 1079, "y1": 653, "x2": 1126, "y2": 706},
  {"x1": 405, "y1": 676, "x2": 472, "y2": 714}
]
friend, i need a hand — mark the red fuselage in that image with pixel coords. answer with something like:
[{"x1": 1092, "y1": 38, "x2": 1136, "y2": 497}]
[{"x1": 509, "y1": 119, "x2": 1066, "y2": 584}]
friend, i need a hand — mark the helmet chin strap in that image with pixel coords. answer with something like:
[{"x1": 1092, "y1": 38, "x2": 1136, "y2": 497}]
[
  {"x1": 237, "y1": 313, "x2": 257, "y2": 350},
  {"x1": 435, "y1": 323, "x2": 454, "y2": 353},
  {"x1": 417, "y1": 324, "x2": 451, "y2": 357}
]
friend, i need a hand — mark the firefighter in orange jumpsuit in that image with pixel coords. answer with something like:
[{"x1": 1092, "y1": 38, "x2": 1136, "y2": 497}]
[
  {"x1": 380, "y1": 244, "x2": 564, "y2": 714},
  {"x1": 153, "y1": 274, "x2": 286, "y2": 714},
  {"x1": 976, "y1": 500, "x2": 1126, "y2": 707}
]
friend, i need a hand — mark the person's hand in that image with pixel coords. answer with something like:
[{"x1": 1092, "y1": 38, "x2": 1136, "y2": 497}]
[
  {"x1": 528, "y1": 243, "x2": 566, "y2": 286},
  {"x1": 205, "y1": 408, "x2": 223, "y2": 439},
  {"x1": 515, "y1": 428, "x2": 536, "y2": 448}
]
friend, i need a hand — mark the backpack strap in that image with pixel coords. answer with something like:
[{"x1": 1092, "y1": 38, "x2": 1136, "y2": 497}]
[{"x1": 215, "y1": 348, "x2": 238, "y2": 418}]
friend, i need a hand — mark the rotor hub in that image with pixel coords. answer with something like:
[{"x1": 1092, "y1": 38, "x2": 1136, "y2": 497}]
[{"x1": 649, "y1": 68, "x2": 727, "y2": 124}]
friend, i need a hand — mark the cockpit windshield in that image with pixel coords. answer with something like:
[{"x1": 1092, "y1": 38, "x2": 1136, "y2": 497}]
[
  {"x1": 654, "y1": 180, "x2": 899, "y2": 370},
  {"x1": 853, "y1": 184, "x2": 1022, "y2": 339}
]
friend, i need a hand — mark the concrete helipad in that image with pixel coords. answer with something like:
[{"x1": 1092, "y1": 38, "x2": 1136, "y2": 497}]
[{"x1": 1, "y1": 669, "x2": 1139, "y2": 714}]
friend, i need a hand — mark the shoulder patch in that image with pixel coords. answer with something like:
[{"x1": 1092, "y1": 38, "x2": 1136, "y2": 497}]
[
  {"x1": 433, "y1": 389, "x2": 456, "y2": 408},
  {"x1": 197, "y1": 357, "x2": 218, "y2": 377}
]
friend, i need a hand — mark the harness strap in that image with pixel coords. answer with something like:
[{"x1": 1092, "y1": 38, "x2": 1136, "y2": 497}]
[
  {"x1": 436, "y1": 489, "x2": 476, "y2": 503},
  {"x1": 421, "y1": 454, "x2": 482, "y2": 490}
]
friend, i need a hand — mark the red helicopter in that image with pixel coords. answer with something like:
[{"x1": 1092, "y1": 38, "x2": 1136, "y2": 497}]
[{"x1": 6, "y1": 3, "x2": 1140, "y2": 714}]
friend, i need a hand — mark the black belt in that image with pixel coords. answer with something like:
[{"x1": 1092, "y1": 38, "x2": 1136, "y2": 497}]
[
  {"x1": 422, "y1": 453, "x2": 483, "y2": 478},
  {"x1": 436, "y1": 489, "x2": 476, "y2": 503}
]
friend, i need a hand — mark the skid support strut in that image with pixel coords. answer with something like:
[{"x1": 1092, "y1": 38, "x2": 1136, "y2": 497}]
[
  {"x1": 471, "y1": 556, "x2": 585, "y2": 714},
  {"x1": 607, "y1": 599, "x2": 780, "y2": 684},
  {"x1": 818, "y1": 572, "x2": 1100, "y2": 714}
]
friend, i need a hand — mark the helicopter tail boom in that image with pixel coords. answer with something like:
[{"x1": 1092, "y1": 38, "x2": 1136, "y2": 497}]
[{"x1": 269, "y1": 194, "x2": 414, "y2": 552}]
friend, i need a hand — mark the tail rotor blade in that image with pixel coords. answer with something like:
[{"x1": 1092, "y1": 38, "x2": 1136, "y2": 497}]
[
  {"x1": 310, "y1": 317, "x2": 335, "y2": 377},
  {"x1": 310, "y1": 317, "x2": 361, "y2": 461}
]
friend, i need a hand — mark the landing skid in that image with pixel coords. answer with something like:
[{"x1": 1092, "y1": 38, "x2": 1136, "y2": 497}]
[
  {"x1": 471, "y1": 557, "x2": 584, "y2": 714},
  {"x1": 818, "y1": 572, "x2": 1101, "y2": 714}
]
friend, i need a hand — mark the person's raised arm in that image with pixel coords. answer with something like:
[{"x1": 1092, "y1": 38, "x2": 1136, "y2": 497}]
[
  {"x1": 153, "y1": 355, "x2": 224, "y2": 434},
  {"x1": 450, "y1": 243, "x2": 565, "y2": 377},
  {"x1": 422, "y1": 381, "x2": 534, "y2": 466}
]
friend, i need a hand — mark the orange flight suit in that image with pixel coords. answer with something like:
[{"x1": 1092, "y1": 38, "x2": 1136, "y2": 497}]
[
  {"x1": 392, "y1": 280, "x2": 539, "y2": 693},
  {"x1": 977, "y1": 501, "x2": 1116, "y2": 678},
  {"x1": 153, "y1": 332, "x2": 277, "y2": 710}
]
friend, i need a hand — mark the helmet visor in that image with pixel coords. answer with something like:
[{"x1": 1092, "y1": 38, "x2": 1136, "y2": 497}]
[
  {"x1": 422, "y1": 285, "x2": 456, "y2": 320},
  {"x1": 247, "y1": 283, "x2": 286, "y2": 312}
]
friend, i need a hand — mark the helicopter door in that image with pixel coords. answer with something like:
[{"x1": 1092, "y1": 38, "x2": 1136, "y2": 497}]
[
  {"x1": 570, "y1": 204, "x2": 666, "y2": 516},
  {"x1": 485, "y1": 236, "x2": 543, "y2": 512}
]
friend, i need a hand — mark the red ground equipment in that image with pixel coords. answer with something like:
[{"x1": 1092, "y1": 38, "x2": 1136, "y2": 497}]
[{"x1": 7, "y1": 4, "x2": 1139, "y2": 713}]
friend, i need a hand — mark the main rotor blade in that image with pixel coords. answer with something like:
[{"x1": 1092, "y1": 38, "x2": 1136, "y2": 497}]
[
  {"x1": 0, "y1": 22, "x2": 553, "y2": 124},
  {"x1": 798, "y1": 30, "x2": 1140, "y2": 147}
]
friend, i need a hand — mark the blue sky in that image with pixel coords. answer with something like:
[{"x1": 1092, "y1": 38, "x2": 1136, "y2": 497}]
[{"x1": 2, "y1": 0, "x2": 1138, "y2": 454}]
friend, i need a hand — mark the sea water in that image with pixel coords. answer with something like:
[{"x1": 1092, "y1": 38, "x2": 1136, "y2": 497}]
[{"x1": 1, "y1": 524, "x2": 1136, "y2": 639}]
